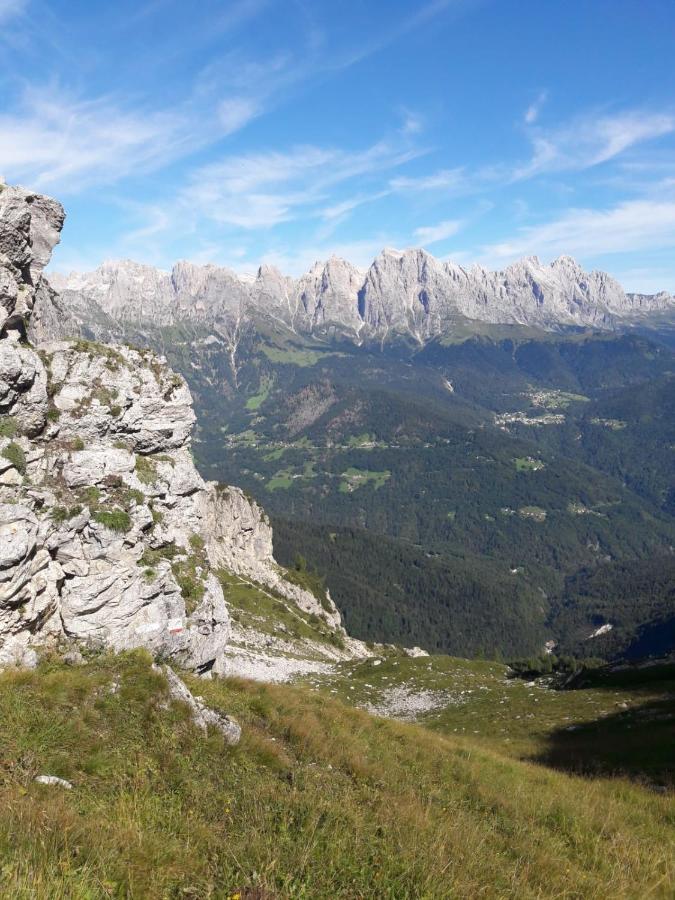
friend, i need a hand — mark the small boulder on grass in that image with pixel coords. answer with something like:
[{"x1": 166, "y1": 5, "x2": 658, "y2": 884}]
[
  {"x1": 34, "y1": 775, "x2": 73, "y2": 790},
  {"x1": 157, "y1": 664, "x2": 241, "y2": 746}
]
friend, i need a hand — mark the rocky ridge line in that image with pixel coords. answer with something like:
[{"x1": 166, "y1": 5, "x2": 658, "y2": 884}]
[{"x1": 45, "y1": 249, "x2": 675, "y2": 351}]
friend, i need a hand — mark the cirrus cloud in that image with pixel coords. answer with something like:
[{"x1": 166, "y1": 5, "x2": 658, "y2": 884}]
[
  {"x1": 0, "y1": 0, "x2": 26, "y2": 24},
  {"x1": 0, "y1": 85, "x2": 259, "y2": 193},
  {"x1": 483, "y1": 199, "x2": 675, "y2": 262},
  {"x1": 514, "y1": 110, "x2": 675, "y2": 180},
  {"x1": 414, "y1": 219, "x2": 462, "y2": 245}
]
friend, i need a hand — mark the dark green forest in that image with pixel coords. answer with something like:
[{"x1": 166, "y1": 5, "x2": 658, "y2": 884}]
[{"x1": 272, "y1": 518, "x2": 548, "y2": 658}]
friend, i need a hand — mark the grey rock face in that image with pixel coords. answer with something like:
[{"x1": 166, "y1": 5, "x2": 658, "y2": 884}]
[
  {"x1": 0, "y1": 184, "x2": 346, "y2": 672},
  {"x1": 0, "y1": 332, "x2": 343, "y2": 668},
  {"x1": 295, "y1": 256, "x2": 365, "y2": 336},
  {"x1": 199, "y1": 484, "x2": 342, "y2": 629},
  {"x1": 359, "y1": 249, "x2": 452, "y2": 342},
  {"x1": 0, "y1": 337, "x2": 49, "y2": 435},
  {"x1": 27, "y1": 278, "x2": 78, "y2": 346},
  {"x1": 0, "y1": 184, "x2": 64, "y2": 335},
  {"x1": 0, "y1": 340, "x2": 229, "y2": 671},
  {"x1": 356, "y1": 250, "x2": 674, "y2": 337},
  {"x1": 46, "y1": 249, "x2": 675, "y2": 351},
  {"x1": 42, "y1": 340, "x2": 196, "y2": 453}
]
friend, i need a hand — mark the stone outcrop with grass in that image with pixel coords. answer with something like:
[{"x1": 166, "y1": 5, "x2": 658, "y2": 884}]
[{"x1": 0, "y1": 184, "x2": 349, "y2": 672}]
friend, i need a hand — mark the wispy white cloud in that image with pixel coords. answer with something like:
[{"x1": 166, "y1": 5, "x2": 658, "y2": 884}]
[
  {"x1": 524, "y1": 90, "x2": 547, "y2": 125},
  {"x1": 390, "y1": 108, "x2": 675, "y2": 202},
  {"x1": 217, "y1": 97, "x2": 259, "y2": 134},
  {"x1": 0, "y1": 84, "x2": 260, "y2": 192},
  {"x1": 390, "y1": 167, "x2": 466, "y2": 192},
  {"x1": 321, "y1": 196, "x2": 369, "y2": 221},
  {"x1": 109, "y1": 135, "x2": 426, "y2": 271},
  {"x1": 0, "y1": 1, "x2": 482, "y2": 211},
  {"x1": 119, "y1": 202, "x2": 177, "y2": 245},
  {"x1": 327, "y1": 0, "x2": 471, "y2": 70},
  {"x1": 414, "y1": 218, "x2": 462, "y2": 245},
  {"x1": 194, "y1": 49, "x2": 293, "y2": 101},
  {"x1": 0, "y1": 88, "x2": 191, "y2": 191},
  {"x1": 0, "y1": 0, "x2": 26, "y2": 24},
  {"x1": 482, "y1": 199, "x2": 675, "y2": 263},
  {"x1": 320, "y1": 190, "x2": 391, "y2": 222},
  {"x1": 399, "y1": 107, "x2": 424, "y2": 136},
  {"x1": 212, "y1": 0, "x2": 271, "y2": 33},
  {"x1": 180, "y1": 141, "x2": 424, "y2": 229},
  {"x1": 514, "y1": 110, "x2": 675, "y2": 180}
]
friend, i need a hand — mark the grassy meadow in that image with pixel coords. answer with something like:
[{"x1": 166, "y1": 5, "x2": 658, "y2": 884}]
[{"x1": 0, "y1": 651, "x2": 672, "y2": 898}]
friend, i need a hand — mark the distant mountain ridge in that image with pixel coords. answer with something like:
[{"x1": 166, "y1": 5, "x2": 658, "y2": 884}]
[{"x1": 46, "y1": 250, "x2": 675, "y2": 349}]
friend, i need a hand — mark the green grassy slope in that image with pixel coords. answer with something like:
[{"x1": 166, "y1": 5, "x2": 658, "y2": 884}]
[
  {"x1": 303, "y1": 654, "x2": 675, "y2": 783},
  {"x1": 0, "y1": 652, "x2": 673, "y2": 899}
]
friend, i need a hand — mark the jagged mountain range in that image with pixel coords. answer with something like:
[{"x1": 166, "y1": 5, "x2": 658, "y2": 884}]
[{"x1": 46, "y1": 250, "x2": 675, "y2": 351}]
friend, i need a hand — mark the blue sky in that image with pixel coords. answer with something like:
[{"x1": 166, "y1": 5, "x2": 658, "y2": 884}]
[{"x1": 1, "y1": 0, "x2": 674, "y2": 291}]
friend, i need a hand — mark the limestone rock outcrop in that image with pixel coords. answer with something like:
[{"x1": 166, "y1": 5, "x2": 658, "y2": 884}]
[
  {"x1": 0, "y1": 184, "x2": 64, "y2": 336},
  {"x1": 0, "y1": 185, "x2": 345, "y2": 671}
]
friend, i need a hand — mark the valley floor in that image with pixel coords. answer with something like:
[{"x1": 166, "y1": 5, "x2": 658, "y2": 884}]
[{"x1": 0, "y1": 651, "x2": 672, "y2": 899}]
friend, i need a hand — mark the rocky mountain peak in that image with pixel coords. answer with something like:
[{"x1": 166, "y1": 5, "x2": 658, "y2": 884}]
[
  {"x1": 371, "y1": 247, "x2": 437, "y2": 273},
  {"x1": 171, "y1": 259, "x2": 208, "y2": 290},
  {"x1": 509, "y1": 254, "x2": 542, "y2": 270},
  {"x1": 295, "y1": 256, "x2": 364, "y2": 333},
  {"x1": 551, "y1": 254, "x2": 581, "y2": 270},
  {"x1": 323, "y1": 254, "x2": 364, "y2": 278},
  {"x1": 256, "y1": 262, "x2": 285, "y2": 282},
  {"x1": 255, "y1": 263, "x2": 295, "y2": 303}
]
